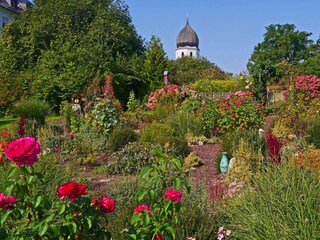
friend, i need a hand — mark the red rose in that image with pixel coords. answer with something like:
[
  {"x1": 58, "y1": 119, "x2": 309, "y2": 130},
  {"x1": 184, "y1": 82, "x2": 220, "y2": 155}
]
[
  {"x1": 164, "y1": 189, "x2": 182, "y2": 202},
  {"x1": 57, "y1": 181, "x2": 87, "y2": 202},
  {"x1": 69, "y1": 133, "x2": 75, "y2": 140},
  {"x1": 0, "y1": 193, "x2": 17, "y2": 210},
  {"x1": 155, "y1": 233, "x2": 163, "y2": 240},
  {"x1": 134, "y1": 204, "x2": 151, "y2": 215},
  {"x1": 91, "y1": 199, "x2": 99, "y2": 205},
  {"x1": 4, "y1": 137, "x2": 41, "y2": 166},
  {"x1": 99, "y1": 196, "x2": 115, "y2": 213}
]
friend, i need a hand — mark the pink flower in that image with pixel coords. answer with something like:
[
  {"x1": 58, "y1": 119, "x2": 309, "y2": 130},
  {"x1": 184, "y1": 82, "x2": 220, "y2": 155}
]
[
  {"x1": 164, "y1": 189, "x2": 182, "y2": 202},
  {"x1": 99, "y1": 196, "x2": 115, "y2": 213},
  {"x1": 4, "y1": 137, "x2": 41, "y2": 166},
  {"x1": 57, "y1": 181, "x2": 87, "y2": 202},
  {"x1": 134, "y1": 204, "x2": 152, "y2": 215},
  {"x1": 0, "y1": 193, "x2": 17, "y2": 210},
  {"x1": 54, "y1": 147, "x2": 60, "y2": 152}
]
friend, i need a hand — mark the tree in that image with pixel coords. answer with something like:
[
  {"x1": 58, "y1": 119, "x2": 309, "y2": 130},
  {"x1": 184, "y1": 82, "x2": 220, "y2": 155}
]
[
  {"x1": 0, "y1": 0, "x2": 145, "y2": 112},
  {"x1": 167, "y1": 57, "x2": 227, "y2": 85},
  {"x1": 143, "y1": 35, "x2": 168, "y2": 91},
  {"x1": 248, "y1": 24, "x2": 316, "y2": 85}
]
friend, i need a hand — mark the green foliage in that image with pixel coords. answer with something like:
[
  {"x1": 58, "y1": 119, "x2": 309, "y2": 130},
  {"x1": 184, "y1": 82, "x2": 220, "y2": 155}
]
[
  {"x1": 87, "y1": 99, "x2": 120, "y2": 135},
  {"x1": 140, "y1": 123, "x2": 190, "y2": 158},
  {"x1": 221, "y1": 164, "x2": 320, "y2": 239},
  {"x1": 13, "y1": 99, "x2": 50, "y2": 126},
  {"x1": 183, "y1": 152, "x2": 202, "y2": 172},
  {"x1": 186, "y1": 133, "x2": 218, "y2": 145},
  {"x1": 168, "y1": 57, "x2": 227, "y2": 84},
  {"x1": 0, "y1": 0, "x2": 145, "y2": 110},
  {"x1": 306, "y1": 118, "x2": 320, "y2": 148},
  {"x1": 190, "y1": 78, "x2": 244, "y2": 95},
  {"x1": 127, "y1": 150, "x2": 190, "y2": 240},
  {"x1": 107, "y1": 127, "x2": 137, "y2": 152},
  {"x1": 248, "y1": 24, "x2": 316, "y2": 85},
  {"x1": 106, "y1": 142, "x2": 157, "y2": 175},
  {"x1": 200, "y1": 101, "x2": 218, "y2": 136},
  {"x1": 126, "y1": 90, "x2": 138, "y2": 112},
  {"x1": 144, "y1": 35, "x2": 168, "y2": 91}
]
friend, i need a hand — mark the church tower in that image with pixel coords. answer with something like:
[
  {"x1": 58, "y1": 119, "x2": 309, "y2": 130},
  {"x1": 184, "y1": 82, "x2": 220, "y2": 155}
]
[{"x1": 176, "y1": 19, "x2": 200, "y2": 59}]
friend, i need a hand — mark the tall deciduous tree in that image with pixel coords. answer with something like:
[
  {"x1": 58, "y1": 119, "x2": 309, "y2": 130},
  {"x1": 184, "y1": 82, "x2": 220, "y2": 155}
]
[
  {"x1": 247, "y1": 24, "x2": 316, "y2": 85},
  {"x1": 0, "y1": 0, "x2": 145, "y2": 112},
  {"x1": 143, "y1": 35, "x2": 168, "y2": 91}
]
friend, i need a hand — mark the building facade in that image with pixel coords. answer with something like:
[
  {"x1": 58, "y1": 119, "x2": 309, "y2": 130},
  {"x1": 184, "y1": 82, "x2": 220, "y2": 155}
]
[
  {"x1": 176, "y1": 19, "x2": 200, "y2": 59},
  {"x1": 0, "y1": 0, "x2": 31, "y2": 30}
]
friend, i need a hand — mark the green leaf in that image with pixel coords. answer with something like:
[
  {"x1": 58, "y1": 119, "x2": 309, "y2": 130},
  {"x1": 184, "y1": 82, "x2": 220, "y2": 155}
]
[
  {"x1": 58, "y1": 204, "x2": 66, "y2": 215},
  {"x1": 38, "y1": 222, "x2": 49, "y2": 236},
  {"x1": 129, "y1": 234, "x2": 137, "y2": 239},
  {"x1": 166, "y1": 226, "x2": 175, "y2": 239},
  {"x1": 143, "y1": 213, "x2": 150, "y2": 225},
  {"x1": 50, "y1": 225, "x2": 60, "y2": 237},
  {"x1": 141, "y1": 166, "x2": 152, "y2": 178},
  {"x1": 4, "y1": 185, "x2": 14, "y2": 197},
  {"x1": 45, "y1": 213, "x2": 55, "y2": 222},
  {"x1": 173, "y1": 178, "x2": 181, "y2": 189},
  {"x1": 33, "y1": 196, "x2": 42, "y2": 208},
  {"x1": 0, "y1": 211, "x2": 12, "y2": 225},
  {"x1": 148, "y1": 190, "x2": 155, "y2": 201},
  {"x1": 171, "y1": 158, "x2": 181, "y2": 169},
  {"x1": 136, "y1": 189, "x2": 147, "y2": 202},
  {"x1": 27, "y1": 175, "x2": 35, "y2": 184},
  {"x1": 86, "y1": 218, "x2": 92, "y2": 229},
  {"x1": 130, "y1": 213, "x2": 141, "y2": 225}
]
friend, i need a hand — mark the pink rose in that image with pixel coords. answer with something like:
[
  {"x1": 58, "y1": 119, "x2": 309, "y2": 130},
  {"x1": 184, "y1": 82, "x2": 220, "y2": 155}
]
[
  {"x1": 134, "y1": 204, "x2": 151, "y2": 215},
  {"x1": 164, "y1": 189, "x2": 182, "y2": 202},
  {"x1": 99, "y1": 196, "x2": 115, "y2": 213},
  {"x1": 4, "y1": 137, "x2": 41, "y2": 166},
  {"x1": 0, "y1": 193, "x2": 17, "y2": 210}
]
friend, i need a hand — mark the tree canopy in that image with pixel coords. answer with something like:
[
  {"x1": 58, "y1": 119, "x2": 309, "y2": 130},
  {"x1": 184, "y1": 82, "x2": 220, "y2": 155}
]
[
  {"x1": 167, "y1": 57, "x2": 228, "y2": 85},
  {"x1": 247, "y1": 24, "x2": 316, "y2": 85},
  {"x1": 0, "y1": 0, "x2": 145, "y2": 111}
]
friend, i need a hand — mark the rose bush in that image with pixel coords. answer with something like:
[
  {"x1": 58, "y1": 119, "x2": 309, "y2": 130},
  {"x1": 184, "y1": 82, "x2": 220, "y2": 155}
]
[
  {"x1": 4, "y1": 137, "x2": 40, "y2": 166},
  {"x1": 215, "y1": 91, "x2": 265, "y2": 133}
]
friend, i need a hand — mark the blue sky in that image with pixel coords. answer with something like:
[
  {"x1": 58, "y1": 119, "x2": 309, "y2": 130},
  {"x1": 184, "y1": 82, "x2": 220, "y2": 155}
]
[{"x1": 126, "y1": 0, "x2": 320, "y2": 75}]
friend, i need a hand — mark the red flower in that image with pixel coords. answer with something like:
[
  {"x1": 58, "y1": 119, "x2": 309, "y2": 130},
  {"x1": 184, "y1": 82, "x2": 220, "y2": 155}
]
[
  {"x1": 154, "y1": 233, "x2": 163, "y2": 240},
  {"x1": 231, "y1": 113, "x2": 236, "y2": 118},
  {"x1": 69, "y1": 133, "x2": 75, "y2": 140},
  {"x1": 57, "y1": 181, "x2": 87, "y2": 202},
  {"x1": 4, "y1": 137, "x2": 41, "y2": 166},
  {"x1": 0, "y1": 154, "x2": 3, "y2": 164},
  {"x1": 134, "y1": 204, "x2": 151, "y2": 215},
  {"x1": 91, "y1": 199, "x2": 99, "y2": 205},
  {"x1": 0, "y1": 142, "x2": 6, "y2": 150},
  {"x1": 54, "y1": 147, "x2": 60, "y2": 152},
  {"x1": 0, "y1": 193, "x2": 17, "y2": 210},
  {"x1": 99, "y1": 196, "x2": 115, "y2": 213},
  {"x1": 164, "y1": 189, "x2": 182, "y2": 202}
]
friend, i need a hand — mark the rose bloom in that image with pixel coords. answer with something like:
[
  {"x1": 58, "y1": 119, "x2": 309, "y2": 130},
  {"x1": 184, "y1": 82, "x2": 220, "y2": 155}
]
[
  {"x1": 91, "y1": 199, "x2": 99, "y2": 205},
  {"x1": 57, "y1": 181, "x2": 87, "y2": 202},
  {"x1": 0, "y1": 193, "x2": 17, "y2": 210},
  {"x1": 4, "y1": 137, "x2": 41, "y2": 166},
  {"x1": 69, "y1": 133, "x2": 75, "y2": 140},
  {"x1": 154, "y1": 233, "x2": 163, "y2": 240},
  {"x1": 164, "y1": 189, "x2": 182, "y2": 202},
  {"x1": 99, "y1": 196, "x2": 115, "y2": 213},
  {"x1": 134, "y1": 204, "x2": 151, "y2": 215}
]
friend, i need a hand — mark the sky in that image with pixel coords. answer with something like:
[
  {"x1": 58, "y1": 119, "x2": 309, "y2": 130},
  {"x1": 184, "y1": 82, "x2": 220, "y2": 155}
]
[{"x1": 125, "y1": 0, "x2": 320, "y2": 75}]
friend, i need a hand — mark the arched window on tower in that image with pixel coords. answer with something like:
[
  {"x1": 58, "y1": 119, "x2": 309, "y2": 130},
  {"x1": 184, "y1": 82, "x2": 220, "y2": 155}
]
[
  {"x1": 190, "y1": 52, "x2": 193, "y2": 57},
  {"x1": 181, "y1": 52, "x2": 184, "y2": 57}
]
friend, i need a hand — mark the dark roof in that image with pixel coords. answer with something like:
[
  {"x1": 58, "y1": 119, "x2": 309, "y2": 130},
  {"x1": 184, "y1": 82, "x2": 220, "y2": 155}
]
[
  {"x1": 0, "y1": 0, "x2": 33, "y2": 14},
  {"x1": 0, "y1": 0, "x2": 21, "y2": 13},
  {"x1": 176, "y1": 20, "x2": 199, "y2": 48}
]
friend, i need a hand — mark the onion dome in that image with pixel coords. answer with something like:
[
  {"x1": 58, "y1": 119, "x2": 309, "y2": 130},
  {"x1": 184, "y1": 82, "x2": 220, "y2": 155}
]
[{"x1": 176, "y1": 20, "x2": 199, "y2": 48}]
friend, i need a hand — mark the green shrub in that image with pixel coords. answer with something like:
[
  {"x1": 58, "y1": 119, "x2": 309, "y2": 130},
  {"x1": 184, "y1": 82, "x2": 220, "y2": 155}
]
[
  {"x1": 221, "y1": 164, "x2": 320, "y2": 239},
  {"x1": 13, "y1": 99, "x2": 50, "y2": 125},
  {"x1": 306, "y1": 118, "x2": 320, "y2": 148},
  {"x1": 106, "y1": 142, "x2": 157, "y2": 175},
  {"x1": 140, "y1": 123, "x2": 175, "y2": 146},
  {"x1": 183, "y1": 152, "x2": 202, "y2": 172},
  {"x1": 107, "y1": 127, "x2": 137, "y2": 152}
]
